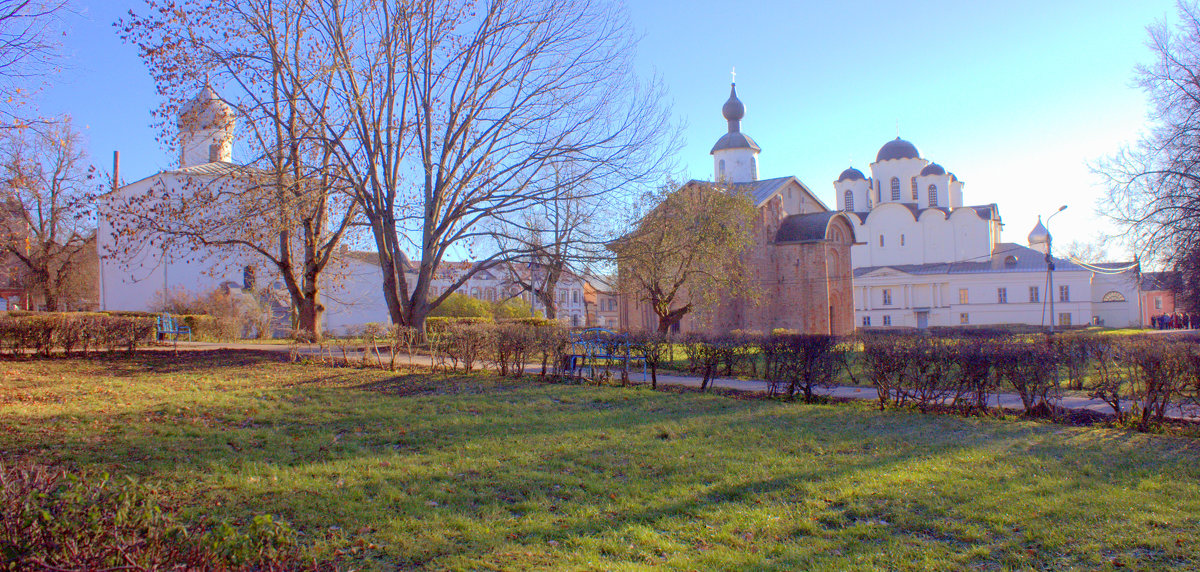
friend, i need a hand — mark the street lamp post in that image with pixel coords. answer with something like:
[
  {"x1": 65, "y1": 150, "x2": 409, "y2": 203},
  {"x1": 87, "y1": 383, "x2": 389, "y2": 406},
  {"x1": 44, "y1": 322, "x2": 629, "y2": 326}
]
[{"x1": 1046, "y1": 205, "x2": 1068, "y2": 334}]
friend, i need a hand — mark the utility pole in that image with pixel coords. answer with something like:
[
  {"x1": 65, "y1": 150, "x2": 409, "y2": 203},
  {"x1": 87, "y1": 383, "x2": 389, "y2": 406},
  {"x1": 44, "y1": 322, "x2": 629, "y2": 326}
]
[{"x1": 1046, "y1": 205, "x2": 1068, "y2": 334}]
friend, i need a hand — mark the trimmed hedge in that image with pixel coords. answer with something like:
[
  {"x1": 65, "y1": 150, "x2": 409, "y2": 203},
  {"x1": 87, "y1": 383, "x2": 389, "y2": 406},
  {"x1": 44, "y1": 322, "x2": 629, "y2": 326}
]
[{"x1": 0, "y1": 313, "x2": 155, "y2": 355}]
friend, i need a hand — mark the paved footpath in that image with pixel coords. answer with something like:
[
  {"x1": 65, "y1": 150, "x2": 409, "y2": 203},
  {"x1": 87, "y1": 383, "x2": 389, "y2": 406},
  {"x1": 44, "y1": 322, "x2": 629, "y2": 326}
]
[{"x1": 157, "y1": 341, "x2": 1200, "y2": 421}]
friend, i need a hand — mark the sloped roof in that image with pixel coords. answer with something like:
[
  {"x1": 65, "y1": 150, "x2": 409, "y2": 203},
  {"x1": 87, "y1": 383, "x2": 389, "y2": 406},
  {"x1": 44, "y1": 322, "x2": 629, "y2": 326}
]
[
  {"x1": 775, "y1": 211, "x2": 856, "y2": 244},
  {"x1": 1141, "y1": 271, "x2": 1180, "y2": 291},
  {"x1": 853, "y1": 243, "x2": 1103, "y2": 278},
  {"x1": 687, "y1": 176, "x2": 830, "y2": 211}
]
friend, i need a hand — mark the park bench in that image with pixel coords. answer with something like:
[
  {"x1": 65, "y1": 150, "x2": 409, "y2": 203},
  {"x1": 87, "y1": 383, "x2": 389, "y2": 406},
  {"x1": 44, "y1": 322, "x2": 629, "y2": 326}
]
[
  {"x1": 564, "y1": 327, "x2": 645, "y2": 382},
  {"x1": 156, "y1": 314, "x2": 192, "y2": 342}
]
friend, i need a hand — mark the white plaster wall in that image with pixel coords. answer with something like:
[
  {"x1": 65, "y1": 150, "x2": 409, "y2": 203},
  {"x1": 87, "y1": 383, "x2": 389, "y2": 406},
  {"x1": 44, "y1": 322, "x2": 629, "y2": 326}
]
[
  {"x1": 835, "y1": 178, "x2": 869, "y2": 211},
  {"x1": 868, "y1": 157, "x2": 928, "y2": 205},
  {"x1": 180, "y1": 129, "x2": 232, "y2": 168},
  {"x1": 98, "y1": 174, "x2": 252, "y2": 312},
  {"x1": 713, "y1": 148, "x2": 758, "y2": 183},
  {"x1": 853, "y1": 268, "x2": 1143, "y2": 329}
]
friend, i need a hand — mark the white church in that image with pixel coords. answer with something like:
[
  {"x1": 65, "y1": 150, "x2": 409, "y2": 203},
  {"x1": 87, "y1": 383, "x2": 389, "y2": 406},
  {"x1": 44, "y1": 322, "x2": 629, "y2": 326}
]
[
  {"x1": 97, "y1": 88, "x2": 589, "y2": 335},
  {"x1": 835, "y1": 138, "x2": 1142, "y2": 329}
]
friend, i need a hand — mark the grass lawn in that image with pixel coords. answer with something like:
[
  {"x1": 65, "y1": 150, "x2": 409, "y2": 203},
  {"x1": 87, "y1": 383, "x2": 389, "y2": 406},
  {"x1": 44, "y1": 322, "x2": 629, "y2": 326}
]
[{"x1": 2, "y1": 351, "x2": 1198, "y2": 570}]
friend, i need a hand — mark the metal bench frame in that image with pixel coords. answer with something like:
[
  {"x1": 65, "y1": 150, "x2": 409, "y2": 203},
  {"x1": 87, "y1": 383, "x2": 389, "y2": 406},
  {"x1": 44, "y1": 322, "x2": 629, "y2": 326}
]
[
  {"x1": 157, "y1": 314, "x2": 192, "y2": 342},
  {"x1": 564, "y1": 327, "x2": 645, "y2": 382}
]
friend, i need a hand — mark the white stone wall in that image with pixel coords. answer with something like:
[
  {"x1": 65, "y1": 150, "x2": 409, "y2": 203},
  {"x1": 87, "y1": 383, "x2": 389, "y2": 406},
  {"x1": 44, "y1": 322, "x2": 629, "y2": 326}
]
[
  {"x1": 713, "y1": 148, "x2": 758, "y2": 183},
  {"x1": 853, "y1": 267, "x2": 1142, "y2": 329}
]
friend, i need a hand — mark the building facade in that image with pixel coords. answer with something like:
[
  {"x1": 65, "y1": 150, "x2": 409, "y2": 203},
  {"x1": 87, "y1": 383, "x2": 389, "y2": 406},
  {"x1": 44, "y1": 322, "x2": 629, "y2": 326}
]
[
  {"x1": 838, "y1": 139, "x2": 1141, "y2": 329},
  {"x1": 620, "y1": 84, "x2": 857, "y2": 336}
]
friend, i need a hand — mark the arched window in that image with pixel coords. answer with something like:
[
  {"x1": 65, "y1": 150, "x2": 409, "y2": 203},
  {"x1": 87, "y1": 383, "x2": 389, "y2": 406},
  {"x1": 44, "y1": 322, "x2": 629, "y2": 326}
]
[
  {"x1": 910, "y1": 176, "x2": 918, "y2": 200},
  {"x1": 485, "y1": 288, "x2": 496, "y2": 301},
  {"x1": 750, "y1": 157, "x2": 757, "y2": 180},
  {"x1": 890, "y1": 177, "x2": 900, "y2": 201},
  {"x1": 928, "y1": 184, "x2": 938, "y2": 206},
  {"x1": 843, "y1": 190, "x2": 854, "y2": 211},
  {"x1": 718, "y1": 159, "x2": 726, "y2": 178},
  {"x1": 470, "y1": 287, "x2": 481, "y2": 298},
  {"x1": 1101, "y1": 291, "x2": 1127, "y2": 302}
]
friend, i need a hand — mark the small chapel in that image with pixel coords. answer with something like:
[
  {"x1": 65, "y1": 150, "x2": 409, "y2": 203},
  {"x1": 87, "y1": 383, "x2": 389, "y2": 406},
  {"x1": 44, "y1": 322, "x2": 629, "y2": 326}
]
[{"x1": 620, "y1": 83, "x2": 858, "y2": 335}]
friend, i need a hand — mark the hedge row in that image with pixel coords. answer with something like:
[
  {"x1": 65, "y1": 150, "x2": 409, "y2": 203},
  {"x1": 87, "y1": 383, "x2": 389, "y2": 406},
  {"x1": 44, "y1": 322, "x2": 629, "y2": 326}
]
[
  {"x1": 0, "y1": 313, "x2": 156, "y2": 355},
  {"x1": 665, "y1": 330, "x2": 1200, "y2": 430},
  {"x1": 3, "y1": 311, "x2": 241, "y2": 343}
]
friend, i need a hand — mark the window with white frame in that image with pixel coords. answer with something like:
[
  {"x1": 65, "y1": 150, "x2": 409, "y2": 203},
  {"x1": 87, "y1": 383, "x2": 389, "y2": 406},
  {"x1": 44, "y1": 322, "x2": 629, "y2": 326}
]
[
  {"x1": 890, "y1": 177, "x2": 900, "y2": 201},
  {"x1": 1155, "y1": 297, "x2": 1163, "y2": 310},
  {"x1": 1029, "y1": 286, "x2": 1039, "y2": 303},
  {"x1": 1058, "y1": 313, "x2": 1071, "y2": 327},
  {"x1": 910, "y1": 176, "x2": 918, "y2": 200},
  {"x1": 958, "y1": 288, "x2": 968, "y2": 304},
  {"x1": 844, "y1": 190, "x2": 854, "y2": 211},
  {"x1": 862, "y1": 316, "x2": 871, "y2": 327},
  {"x1": 883, "y1": 315, "x2": 892, "y2": 326},
  {"x1": 882, "y1": 289, "x2": 892, "y2": 306},
  {"x1": 997, "y1": 287, "x2": 1007, "y2": 303},
  {"x1": 928, "y1": 184, "x2": 938, "y2": 206},
  {"x1": 960, "y1": 313, "x2": 969, "y2": 324},
  {"x1": 1059, "y1": 285, "x2": 1069, "y2": 302}
]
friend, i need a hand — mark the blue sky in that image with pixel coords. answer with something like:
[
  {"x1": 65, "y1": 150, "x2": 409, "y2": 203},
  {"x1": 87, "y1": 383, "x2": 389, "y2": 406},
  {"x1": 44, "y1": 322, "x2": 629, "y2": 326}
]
[{"x1": 39, "y1": 1, "x2": 1180, "y2": 262}]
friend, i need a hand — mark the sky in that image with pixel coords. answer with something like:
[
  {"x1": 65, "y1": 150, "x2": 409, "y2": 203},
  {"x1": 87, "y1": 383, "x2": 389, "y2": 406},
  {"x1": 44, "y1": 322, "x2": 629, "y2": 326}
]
[{"x1": 35, "y1": 0, "x2": 1182, "y2": 263}]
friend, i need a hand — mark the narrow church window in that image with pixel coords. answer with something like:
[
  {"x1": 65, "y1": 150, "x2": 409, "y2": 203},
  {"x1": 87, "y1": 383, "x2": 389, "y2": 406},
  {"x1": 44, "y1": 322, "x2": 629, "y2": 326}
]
[
  {"x1": 911, "y1": 176, "x2": 918, "y2": 200},
  {"x1": 879, "y1": 235, "x2": 885, "y2": 247},
  {"x1": 890, "y1": 177, "x2": 900, "y2": 201},
  {"x1": 843, "y1": 190, "x2": 854, "y2": 211},
  {"x1": 900, "y1": 234, "x2": 905, "y2": 246},
  {"x1": 928, "y1": 184, "x2": 938, "y2": 206},
  {"x1": 751, "y1": 157, "x2": 758, "y2": 180},
  {"x1": 719, "y1": 159, "x2": 726, "y2": 179}
]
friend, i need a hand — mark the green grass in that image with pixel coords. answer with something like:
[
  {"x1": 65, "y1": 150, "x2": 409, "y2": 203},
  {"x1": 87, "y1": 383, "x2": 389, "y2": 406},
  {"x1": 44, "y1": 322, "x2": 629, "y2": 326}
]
[{"x1": 2, "y1": 351, "x2": 1199, "y2": 570}]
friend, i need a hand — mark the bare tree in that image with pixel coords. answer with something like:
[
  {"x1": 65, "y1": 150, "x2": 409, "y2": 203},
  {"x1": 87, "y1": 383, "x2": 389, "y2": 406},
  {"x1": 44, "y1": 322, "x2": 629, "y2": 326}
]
[
  {"x1": 610, "y1": 181, "x2": 757, "y2": 333},
  {"x1": 312, "y1": 0, "x2": 674, "y2": 332},
  {"x1": 0, "y1": 0, "x2": 71, "y2": 129},
  {"x1": 116, "y1": 0, "x2": 360, "y2": 339},
  {"x1": 1098, "y1": 1, "x2": 1200, "y2": 270},
  {"x1": 493, "y1": 166, "x2": 617, "y2": 320},
  {"x1": 0, "y1": 117, "x2": 94, "y2": 310}
]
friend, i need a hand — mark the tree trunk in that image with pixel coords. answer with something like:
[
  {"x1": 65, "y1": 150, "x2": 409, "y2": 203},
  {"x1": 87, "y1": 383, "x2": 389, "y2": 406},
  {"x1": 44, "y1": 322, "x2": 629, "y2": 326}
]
[
  {"x1": 296, "y1": 295, "x2": 323, "y2": 341},
  {"x1": 656, "y1": 307, "x2": 688, "y2": 334}
]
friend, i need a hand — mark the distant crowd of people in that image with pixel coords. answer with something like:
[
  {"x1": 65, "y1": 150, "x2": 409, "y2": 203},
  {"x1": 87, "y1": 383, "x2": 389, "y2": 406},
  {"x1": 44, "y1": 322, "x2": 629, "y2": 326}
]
[{"x1": 1151, "y1": 313, "x2": 1199, "y2": 329}]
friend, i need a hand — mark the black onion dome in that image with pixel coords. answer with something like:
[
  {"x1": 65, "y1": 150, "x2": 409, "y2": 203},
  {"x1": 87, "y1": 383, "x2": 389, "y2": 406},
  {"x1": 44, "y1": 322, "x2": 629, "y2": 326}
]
[
  {"x1": 920, "y1": 163, "x2": 946, "y2": 176},
  {"x1": 722, "y1": 84, "x2": 745, "y2": 122},
  {"x1": 876, "y1": 137, "x2": 920, "y2": 162},
  {"x1": 837, "y1": 167, "x2": 865, "y2": 182}
]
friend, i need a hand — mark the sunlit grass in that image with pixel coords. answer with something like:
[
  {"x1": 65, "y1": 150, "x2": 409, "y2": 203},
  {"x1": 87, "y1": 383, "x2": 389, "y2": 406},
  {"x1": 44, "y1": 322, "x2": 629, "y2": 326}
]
[{"x1": 1, "y1": 351, "x2": 1197, "y2": 570}]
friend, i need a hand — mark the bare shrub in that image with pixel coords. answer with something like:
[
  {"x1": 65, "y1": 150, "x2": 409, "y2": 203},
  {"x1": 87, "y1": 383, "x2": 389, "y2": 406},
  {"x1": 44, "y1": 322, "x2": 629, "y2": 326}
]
[
  {"x1": 772, "y1": 334, "x2": 844, "y2": 403},
  {"x1": 993, "y1": 338, "x2": 1061, "y2": 416},
  {"x1": 630, "y1": 331, "x2": 670, "y2": 389},
  {"x1": 860, "y1": 336, "x2": 907, "y2": 409}
]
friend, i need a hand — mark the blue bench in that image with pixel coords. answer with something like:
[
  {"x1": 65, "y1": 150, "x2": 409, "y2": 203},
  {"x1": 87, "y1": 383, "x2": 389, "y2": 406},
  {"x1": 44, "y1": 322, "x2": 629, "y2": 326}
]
[
  {"x1": 565, "y1": 327, "x2": 645, "y2": 382},
  {"x1": 157, "y1": 314, "x2": 192, "y2": 342}
]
